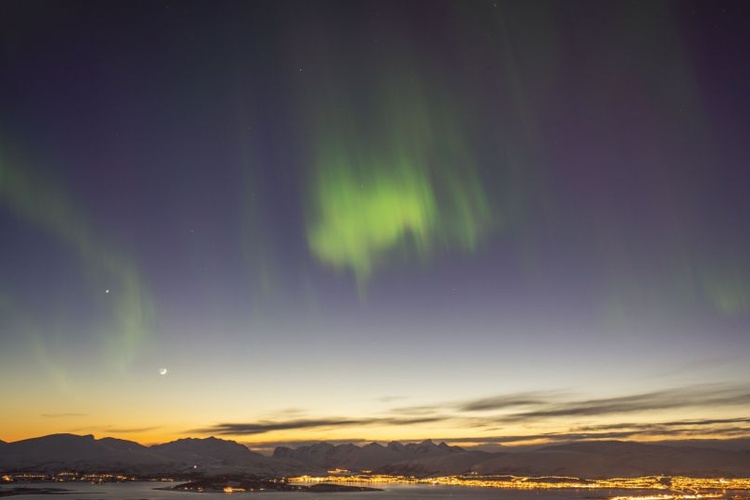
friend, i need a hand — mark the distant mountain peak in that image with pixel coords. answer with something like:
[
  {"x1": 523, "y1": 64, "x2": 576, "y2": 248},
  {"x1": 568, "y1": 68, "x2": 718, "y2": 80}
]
[{"x1": 387, "y1": 441, "x2": 405, "y2": 451}]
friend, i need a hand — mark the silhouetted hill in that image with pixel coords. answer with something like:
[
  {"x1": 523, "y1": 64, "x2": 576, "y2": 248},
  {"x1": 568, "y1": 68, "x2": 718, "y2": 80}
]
[
  {"x1": 379, "y1": 450, "x2": 492, "y2": 476},
  {"x1": 650, "y1": 438, "x2": 750, "y2": 452},
  {"x1": 468, "y1": 440, "x2": 750, "y2": 478}
]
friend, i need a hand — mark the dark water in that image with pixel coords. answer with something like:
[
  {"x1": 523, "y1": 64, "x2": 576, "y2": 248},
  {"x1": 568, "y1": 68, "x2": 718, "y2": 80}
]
[{"x1": 0, "y1": 482, "x2": 633, "y2": 500}]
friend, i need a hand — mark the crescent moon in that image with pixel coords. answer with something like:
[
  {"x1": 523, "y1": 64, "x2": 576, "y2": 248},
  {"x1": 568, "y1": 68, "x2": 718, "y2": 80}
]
[{"x1": 159, "y1": 368, "x2": 168, "y2": 375}]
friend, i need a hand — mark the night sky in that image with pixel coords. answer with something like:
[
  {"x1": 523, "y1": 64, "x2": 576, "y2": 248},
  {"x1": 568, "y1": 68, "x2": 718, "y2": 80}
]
[{"x1": 1, "y1": 0, "x2": 750, "y2": 450}]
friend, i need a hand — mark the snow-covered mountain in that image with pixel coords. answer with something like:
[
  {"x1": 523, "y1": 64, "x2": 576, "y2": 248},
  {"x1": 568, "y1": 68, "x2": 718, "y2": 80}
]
[
  {"x1": 152, "y1": 436, "x2": 263, "y2": 464},
  {"x1": 0, "y1": 434, "x2": 297, "y2": 475},
  {"x1": 151, "y1": 436, "x2": 301, "y2": 476},
  {"x1": 273, "y1": 439, "x2": 464, "y2": 471},
  {"x1": 0, "y1": 434, "x2": 169, "y2": 473},
  {"x1": 273, "y1": 439, "x2": 750, "y2": 478},
  {"x1": 2, "y1": 435, "x2": 749, "y2": 478}
]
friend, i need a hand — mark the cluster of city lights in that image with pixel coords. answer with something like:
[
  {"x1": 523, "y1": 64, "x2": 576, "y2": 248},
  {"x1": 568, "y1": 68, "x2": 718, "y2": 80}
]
[
  {"x1": 2, "y1": 472, "x2": 140, "y2": 483},
  {"x1": 290, "y1": 473, "x2": 750, "y2": 498}
]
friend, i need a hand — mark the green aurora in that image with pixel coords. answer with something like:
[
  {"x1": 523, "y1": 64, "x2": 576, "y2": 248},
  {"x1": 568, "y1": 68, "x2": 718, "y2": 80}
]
[
  {"x1": 0, "y1": 157, "x2": 153, "y2": 370},
  {"x1": 305, "y1": 73, "x2": 492, "y2": 290}
]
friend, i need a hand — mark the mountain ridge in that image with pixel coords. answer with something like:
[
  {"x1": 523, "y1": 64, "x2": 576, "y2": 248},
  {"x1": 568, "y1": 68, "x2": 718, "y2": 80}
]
[{"x1": 1, "y1": 434, "x2": 749, "y2": 478}]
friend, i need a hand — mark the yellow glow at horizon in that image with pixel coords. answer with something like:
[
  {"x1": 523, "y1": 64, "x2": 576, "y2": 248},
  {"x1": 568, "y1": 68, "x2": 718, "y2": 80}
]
[{"x1": 2, "y1": 364, "x2": 749, "y2": 446}]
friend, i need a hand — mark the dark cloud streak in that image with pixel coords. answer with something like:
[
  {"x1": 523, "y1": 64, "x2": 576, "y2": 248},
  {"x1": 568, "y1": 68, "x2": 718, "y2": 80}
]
[
  {"x1": 459, "y1": 391, "x2": 560, "y2": 412},
  {"x1": 107, "y1": 426, "x2": 160, "y2": 434},
  {"x1": 491, "y1": 386, "x2": 750, "y2": 422},
  {"x1": 193, "y1": 416, "x2": 446, "y2": 436},
  {"x1": 575, "y1": 416, "x2": 750, "y2": 433}
]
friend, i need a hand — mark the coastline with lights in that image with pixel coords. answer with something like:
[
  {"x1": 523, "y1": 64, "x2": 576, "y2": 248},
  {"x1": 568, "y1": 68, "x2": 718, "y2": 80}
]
[
  {"x1": 4, "y1": 471, "x2": 750, "y2": 499},
  {"x1": 289, "y1": 474, "x2": 750, "y2": 500}
]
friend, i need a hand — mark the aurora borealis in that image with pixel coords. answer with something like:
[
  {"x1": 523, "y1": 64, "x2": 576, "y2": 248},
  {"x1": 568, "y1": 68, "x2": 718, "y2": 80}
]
[
  {"x1": 306, "y1": 72, "x2": 491, "y2": 288},
  {"x1": 1, "y1": 0, "x2": 750, "y2": 450},
  {"x1": 0, "y1": 160, "x2": 153, "y2": 371}
]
